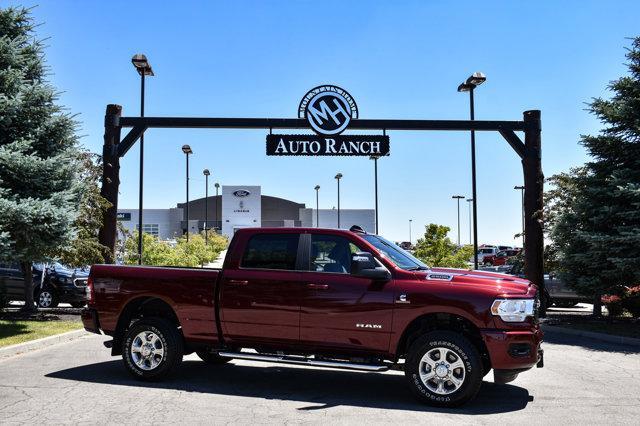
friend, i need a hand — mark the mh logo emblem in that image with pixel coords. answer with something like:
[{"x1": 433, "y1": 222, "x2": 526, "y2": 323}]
[{"x1": 299, "y1": 85, "x2": 358, "y2": 136}]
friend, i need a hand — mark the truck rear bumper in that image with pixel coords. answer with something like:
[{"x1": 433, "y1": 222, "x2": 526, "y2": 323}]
[
  {"x1": 482, "y1": 326, "x2": 543, "y2": 371},
  {"x1": 81, "y1": 308, "x2": 101, "y2": 334}
]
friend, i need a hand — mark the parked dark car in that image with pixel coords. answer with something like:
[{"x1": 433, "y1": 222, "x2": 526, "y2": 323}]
[
  {"x1": 0, "y1": 262, "x2": 88, "y2": 308},
  {"x1": 545, "y1": 274, "x2": 591, "y2": 308}
]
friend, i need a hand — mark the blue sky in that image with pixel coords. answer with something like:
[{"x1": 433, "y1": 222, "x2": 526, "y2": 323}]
[{"x1": 10, "y1": 0, "x2": 640, "y2": 244}]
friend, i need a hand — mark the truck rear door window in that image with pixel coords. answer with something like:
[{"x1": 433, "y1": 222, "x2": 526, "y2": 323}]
[{"x1": 241, "y1": 234, "x2": 299, "y2": 270}]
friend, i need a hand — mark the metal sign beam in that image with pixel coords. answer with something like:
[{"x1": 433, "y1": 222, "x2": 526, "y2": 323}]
[{"x1": 118, "y1": 116, "x2": 526, "y2": 132}]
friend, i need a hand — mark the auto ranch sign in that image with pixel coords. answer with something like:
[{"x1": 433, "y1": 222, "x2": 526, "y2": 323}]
[{"x1": 266, "y1": 85, "x2": 390, "y2": 156}]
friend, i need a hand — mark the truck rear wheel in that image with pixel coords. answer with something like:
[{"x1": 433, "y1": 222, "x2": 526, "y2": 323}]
[
  {"x1": 405, "y1": 331, "x2": 482, "y2": 407},
  {"x1": 196, "y1": 350, "x2": 232, "y2": 365},
  {"x1": 122, "y1": 317, "x2": 183, "y2": 381}
]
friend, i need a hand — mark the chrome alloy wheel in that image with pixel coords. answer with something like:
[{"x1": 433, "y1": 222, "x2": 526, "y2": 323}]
[
  {"x1": 418, "y1": 347, "x2": 466, "y2": 395},
  {"x1": 38, "y1": 291, "x2": 53, "y2": 307},
  {"x1": 130, "y1": 331, "x2": 165, "y2": 371}
]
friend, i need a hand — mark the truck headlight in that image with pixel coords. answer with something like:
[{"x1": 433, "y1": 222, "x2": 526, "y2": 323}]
[{"x1": 491, "y1": 299, "x2": 535, "y2": 322}]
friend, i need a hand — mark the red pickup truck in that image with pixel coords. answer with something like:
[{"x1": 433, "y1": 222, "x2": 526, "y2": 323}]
[{"x1": 82, "y1": 226, "x2": 543, "y2": 407}]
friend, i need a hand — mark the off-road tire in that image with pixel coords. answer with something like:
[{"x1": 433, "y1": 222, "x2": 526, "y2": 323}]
[
  {"x1": 405, "y1": 331, "x2": 483, "y2": 407},
  {"x1": 196, "y1": 350, "x2": 232, "y2": 364},
  {"x1": 122, "y1": 317, "x2": 183, "y2": 381}
]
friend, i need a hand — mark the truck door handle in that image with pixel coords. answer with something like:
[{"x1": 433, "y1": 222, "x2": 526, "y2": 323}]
[
  {"x1": 228, "y1": 279, "x2": 249, "y2": 286},
  {"x1": 307, "y1": 283, "x2": 329, "y2": 290}
]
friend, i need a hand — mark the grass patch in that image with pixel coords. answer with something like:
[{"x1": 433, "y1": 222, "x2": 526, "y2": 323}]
[{"x1": 0, "y1": 320, "x2": 82, "y2": 347}]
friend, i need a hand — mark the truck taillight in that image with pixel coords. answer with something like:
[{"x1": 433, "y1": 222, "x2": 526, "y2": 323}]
[{"x1": 86, "y1": 276, "x2": 95, "y2": 305}]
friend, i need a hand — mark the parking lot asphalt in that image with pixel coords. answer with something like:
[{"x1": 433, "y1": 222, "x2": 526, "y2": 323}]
[{"x1": 0, "y1": 331, "x2": 639, "y2": 425}]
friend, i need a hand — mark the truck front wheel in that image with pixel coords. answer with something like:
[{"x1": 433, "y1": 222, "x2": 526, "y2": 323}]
[
  {"x1": 122, "y1": 317, "x2": 183, "y2": 381},
  {"x1": 405, "y1": 331, "x2": 482, "y2": 407}
]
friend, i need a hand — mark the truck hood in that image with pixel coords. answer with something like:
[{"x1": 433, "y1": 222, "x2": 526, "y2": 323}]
[{"x1": 424, "y1": 267, "x2": 533, "y2": 295}]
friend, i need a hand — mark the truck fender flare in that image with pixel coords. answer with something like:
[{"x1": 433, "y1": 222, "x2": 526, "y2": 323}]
[{"x1": 391, "y1": 306, "x2": 486, "y2": 358}]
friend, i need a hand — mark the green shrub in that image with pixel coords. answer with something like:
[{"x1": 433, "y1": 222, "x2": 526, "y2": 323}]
[
  {"x1": 123, "y1": 231, "x2": 228, "y2": 267},
  {"x1": 622, "y1": 286, "x2": 640, "y2": 318}
]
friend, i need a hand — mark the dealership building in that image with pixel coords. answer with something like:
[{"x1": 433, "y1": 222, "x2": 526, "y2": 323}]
[{"x1": 117, "y1": 185, "x2": 375, "y2": 240}]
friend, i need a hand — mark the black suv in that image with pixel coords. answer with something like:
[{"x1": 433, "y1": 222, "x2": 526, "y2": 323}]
[{"x1": 0, "y1": 262, "x2": 89, "y2": 308}]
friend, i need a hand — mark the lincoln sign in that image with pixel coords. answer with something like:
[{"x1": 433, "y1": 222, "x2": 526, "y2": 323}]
[{"x1": 266, "y1": 85, "x2": 390, "y2": 157}]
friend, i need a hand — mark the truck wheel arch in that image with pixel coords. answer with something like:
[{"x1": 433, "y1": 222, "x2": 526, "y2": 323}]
[
  {"x1": 395, "y1": 312, "x2": 491, "y2": 375},
  {"x1": 112, "y1": 297, "x2": 182, "y2": 356}
]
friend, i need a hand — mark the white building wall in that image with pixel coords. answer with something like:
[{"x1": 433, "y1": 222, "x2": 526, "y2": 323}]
[
  {"x1": 300, "y1": 208, "x2": 376, "y2": 233},
  {"x1": 221, "y1": 186, "x2": 261, "y2": 238},
  {"x1": 117, "y1": 208, "x2": 184, "y2": 240}
]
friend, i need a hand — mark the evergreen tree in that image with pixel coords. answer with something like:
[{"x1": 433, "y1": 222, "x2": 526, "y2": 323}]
[
  {"x1": 550, "y1": 37, "x2": 640, "y2": 315},
  {"x1": 0, "y1": 7, "x2": 83, "y2": 311}
]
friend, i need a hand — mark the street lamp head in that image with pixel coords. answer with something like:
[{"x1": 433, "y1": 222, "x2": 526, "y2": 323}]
[
  {"x1": 457, "y1": 82, "x2": 473, "y2": 92},
  {"x1": 214, "y1": 182, "x2": 220, "y2": 188},
  {"x1": 131, "y1": 54, "x2": 154, "y2": 76},
  {"x1": 467, "y1": 198, "x2": 473, "y2": 202},
  {"x1": 458, "y1": 72, "x2": 486, "y2": 92},
  {"x1": 203, "y1": 169, "x2": 210, "y2": 176},
  {"x1": 466, "y1": 72, "x2": 486, "y2": 86},
  {"x1": 452, "y1": 195, "x2": 465, "y2": 199},
  {"x1": 335, "y1": 173, "x2": 343, "y2": 180},
  {"x1": 181, "y1": 144, "x2": 192, "y2": 154},
  {"x1": 314, "y1": 185, "x2": 320, "y2": 190},
  {"x1": 514, "y1": 185, "x2": 525, "y2": 190}
]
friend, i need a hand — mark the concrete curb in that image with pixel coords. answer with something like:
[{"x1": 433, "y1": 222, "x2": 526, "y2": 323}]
[
  {"x1": 0, "y1": 328, "x2": 88, "y2": 360},
  {"x1": 542, "y1": 324, "x2": 640, "y2": 348}
]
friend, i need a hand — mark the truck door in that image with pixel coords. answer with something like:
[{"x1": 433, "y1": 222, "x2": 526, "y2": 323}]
[
  {"x1": 219, "y1": 232, "x2": 303, "y2": 346},
  {"x1": 299, "y1": 233, "x2": 394, "y2": 354}
]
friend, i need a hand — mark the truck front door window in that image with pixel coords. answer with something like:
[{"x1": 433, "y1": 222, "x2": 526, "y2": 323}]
[{"x1": 311, "y1": 235, "x2": 360, "y2": 274}]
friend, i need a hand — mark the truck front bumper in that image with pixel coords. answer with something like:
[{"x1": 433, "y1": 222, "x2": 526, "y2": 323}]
[{"x1": 482, "y1": 326, "x2": 544, "y2": 372}]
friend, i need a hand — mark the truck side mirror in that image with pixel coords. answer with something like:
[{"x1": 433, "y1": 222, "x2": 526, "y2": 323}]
[{"x1": 351, "y1": 252, "x2": 391, "y2": 281}]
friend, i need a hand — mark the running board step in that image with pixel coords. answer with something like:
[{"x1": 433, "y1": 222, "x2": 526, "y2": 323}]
[{"x1": 217, "y1": 351, "x2": 388, "y2": 372}]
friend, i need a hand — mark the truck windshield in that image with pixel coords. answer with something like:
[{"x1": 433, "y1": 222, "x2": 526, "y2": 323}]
[{"x1": 362, "y1": 235, "x2": 429, "y2": 271}]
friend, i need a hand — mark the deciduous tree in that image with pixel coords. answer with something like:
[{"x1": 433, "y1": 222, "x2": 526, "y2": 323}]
[{"x1": 413, "y1": 224, "x2": 473, "y2": 268}]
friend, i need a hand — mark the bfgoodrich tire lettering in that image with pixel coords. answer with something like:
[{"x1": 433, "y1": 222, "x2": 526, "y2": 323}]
[
  {"x1": 405, "y1": 331, "x2": 483, "y2": 407},
  {"x1": 122, "y1": 317, "x2": 183, "y2": 381}
]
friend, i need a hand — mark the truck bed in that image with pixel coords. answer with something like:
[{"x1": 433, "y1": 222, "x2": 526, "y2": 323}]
[{"x1": 90, "y1": 264, "x2": 221, "y2": 344}]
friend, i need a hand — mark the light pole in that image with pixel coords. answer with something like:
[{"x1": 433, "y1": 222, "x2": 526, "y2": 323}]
[
  {"x1": 409, "y1": 219, "x2": 413, "y2": 245},
  {"x1": 182, "y1": 145, "x2": 192, "y2": 241},
  {"x1": 452, "y1": 195, "x2": 465, "y2": 246},
  {"x1": 214, "y1": 182, "x2": 220, "y2": 233},
  {"x1": 458, "y1": 71, "x2": 486, "y2": 269},
  {"x1": 314, "y1": 185, "x2": 320, "y2": 227},
  {"x1": 335, "y1": 173, "x2": 343, "y2": 228},
  {"x1": 131, "y1": 54, "x2": 154, "y2": 265},
  {"x1": 203, "y1": 169, "x2": 210, "y2": 245},
  {"x1": 466, "y1": 198, "x2": 473, "y2": 245},
  {"x1": 370, "y1": 155, "x2": 380, "y2": 234},
  {"x1": 514, "y1": 185, "x2": 525, "y2": 247}
]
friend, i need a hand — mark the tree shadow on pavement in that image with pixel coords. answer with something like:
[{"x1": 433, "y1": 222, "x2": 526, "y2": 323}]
[
  {"x1": 46, "y1": 360, "x2": 532, "y2": 414},
  {"x1": 543, "y1": 329, "x2": 640, "y2": 354}
]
